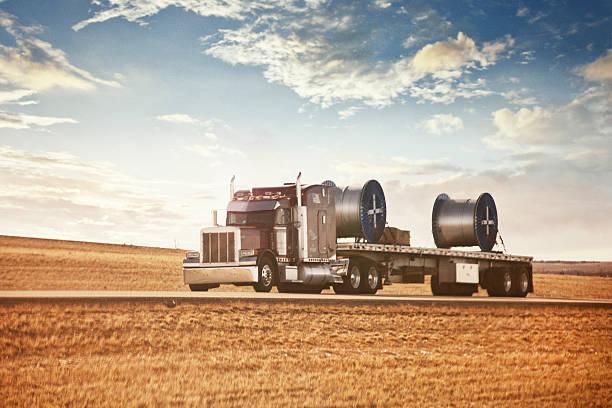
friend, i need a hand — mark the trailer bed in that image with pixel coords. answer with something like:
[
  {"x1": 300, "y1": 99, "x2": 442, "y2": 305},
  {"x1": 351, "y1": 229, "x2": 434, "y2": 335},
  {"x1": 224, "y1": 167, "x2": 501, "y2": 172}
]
[{"x1": 337, "y1": 243, "x2": 532, "y2": 263}]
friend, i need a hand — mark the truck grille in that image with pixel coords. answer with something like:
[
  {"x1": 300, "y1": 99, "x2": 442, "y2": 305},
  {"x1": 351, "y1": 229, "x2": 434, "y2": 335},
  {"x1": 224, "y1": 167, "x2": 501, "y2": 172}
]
[{"x1": 202, "y1": 231, "x2": 236, "y2": 263}]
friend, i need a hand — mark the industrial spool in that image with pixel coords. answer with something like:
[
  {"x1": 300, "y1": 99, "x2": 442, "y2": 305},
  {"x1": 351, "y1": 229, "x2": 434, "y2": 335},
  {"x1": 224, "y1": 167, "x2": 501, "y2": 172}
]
[
  {"x1": 432, "y1": 193, "x2": 498, "y2": 252},
  {"x1": 328, "y1": 180, "x2": 387, "y2": 243}
]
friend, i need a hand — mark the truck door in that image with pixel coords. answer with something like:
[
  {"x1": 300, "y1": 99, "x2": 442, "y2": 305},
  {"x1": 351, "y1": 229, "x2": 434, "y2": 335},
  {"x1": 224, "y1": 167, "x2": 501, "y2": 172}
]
[{"x1": 318, "y1": 210, "x2": 328, "y2": 257}]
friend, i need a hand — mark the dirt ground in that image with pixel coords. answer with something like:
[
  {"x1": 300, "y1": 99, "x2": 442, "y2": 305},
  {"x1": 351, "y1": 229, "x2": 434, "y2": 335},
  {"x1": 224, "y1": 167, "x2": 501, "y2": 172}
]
[
  {"x1": 1, "y1": 235, "x2": 611, "y2": 299},
  {"x1": 1, "y1": 301, "x2": 610, "y2": 407}
]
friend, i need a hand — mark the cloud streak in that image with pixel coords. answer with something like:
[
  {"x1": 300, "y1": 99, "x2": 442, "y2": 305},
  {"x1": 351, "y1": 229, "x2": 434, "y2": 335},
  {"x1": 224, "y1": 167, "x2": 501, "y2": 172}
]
[
  {"x1": 0, "y1": 11, "x2": 120, "y2": 92},
  {"x1": 0, "y1": 111, "x2": 78, "y2": 129}
]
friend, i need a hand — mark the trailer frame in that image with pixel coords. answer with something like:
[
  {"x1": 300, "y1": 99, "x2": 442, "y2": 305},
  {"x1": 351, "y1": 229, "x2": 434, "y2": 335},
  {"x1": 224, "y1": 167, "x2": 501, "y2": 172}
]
[{"x1": 336, "y1": 242, "x2": 534, "y2": 297}]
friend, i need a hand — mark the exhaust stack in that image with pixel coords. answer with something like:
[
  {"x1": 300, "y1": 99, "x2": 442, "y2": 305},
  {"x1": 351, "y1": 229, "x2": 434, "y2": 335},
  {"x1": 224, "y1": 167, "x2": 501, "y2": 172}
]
[
  {"x1": 296, "y1": 172, "x2": 302, "y2": 207},
  {"x1": 230, "y1": 175, "x2": 236, "y2": 200}
]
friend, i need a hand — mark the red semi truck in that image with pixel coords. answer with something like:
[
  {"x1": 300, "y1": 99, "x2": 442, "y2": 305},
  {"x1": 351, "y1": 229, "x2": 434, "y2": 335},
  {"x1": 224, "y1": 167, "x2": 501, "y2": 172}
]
[{"x1": 183, "y1": 174, "x2": 533, "y2": 297}]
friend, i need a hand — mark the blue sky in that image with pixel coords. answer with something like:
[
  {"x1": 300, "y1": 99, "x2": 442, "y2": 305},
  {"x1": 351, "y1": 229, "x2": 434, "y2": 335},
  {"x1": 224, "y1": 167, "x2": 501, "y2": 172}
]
[{"x1": 0, "y1": 0, "x2": 611, "y2": 259}]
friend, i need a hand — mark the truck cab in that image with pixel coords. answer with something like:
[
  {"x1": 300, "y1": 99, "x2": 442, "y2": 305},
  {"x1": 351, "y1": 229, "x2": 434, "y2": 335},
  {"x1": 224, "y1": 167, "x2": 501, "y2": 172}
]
[{"x1": 183, "y1": 176, "x2": 347, "y2": 293}]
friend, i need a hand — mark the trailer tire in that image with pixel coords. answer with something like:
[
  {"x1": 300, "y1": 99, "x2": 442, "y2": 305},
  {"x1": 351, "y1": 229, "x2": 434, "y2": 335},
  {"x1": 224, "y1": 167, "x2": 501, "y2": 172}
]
[
  {"x1": 430, "y1": 274, "x2": 475, "y2": 296},
  {"x1": 254, "y1": 256, "x2": 275, "y2": 293},
  {"x1": 487, "y1": 269, "x2": 513, "y2": 297},
  {"x1": 333, "y1": 260, "x2": 362, "y2": 294},
  {"x1": 189, "y1": 284, "x2": 219, "y2": 292},
  {"x1": 359, "y1": 263, "x2": 380, "y2": 295},
  {"x1": 511, "y1": 268, "x2": 529, "y2": 297}
]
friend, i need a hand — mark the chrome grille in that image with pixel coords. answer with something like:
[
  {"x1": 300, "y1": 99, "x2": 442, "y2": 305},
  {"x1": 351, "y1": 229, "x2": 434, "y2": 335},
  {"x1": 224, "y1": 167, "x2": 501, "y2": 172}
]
[{"x1": 202, "y1": 231, "x2": 235, "y2": 263}]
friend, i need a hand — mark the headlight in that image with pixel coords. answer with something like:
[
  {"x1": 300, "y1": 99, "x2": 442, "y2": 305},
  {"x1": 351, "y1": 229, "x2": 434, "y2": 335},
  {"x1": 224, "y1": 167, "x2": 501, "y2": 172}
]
[
  {"x1": 185, "y1": 251, "x2": 200, "y2": 259},
  {"x1": 240, "y1": 249, "x2": 256, "y2": 257}
]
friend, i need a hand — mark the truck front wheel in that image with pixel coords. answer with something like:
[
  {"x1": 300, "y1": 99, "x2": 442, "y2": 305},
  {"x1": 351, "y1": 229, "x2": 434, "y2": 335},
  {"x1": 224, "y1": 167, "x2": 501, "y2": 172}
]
[{"x1": 254, "y1": 257, "x2": 275, "y2": 292}]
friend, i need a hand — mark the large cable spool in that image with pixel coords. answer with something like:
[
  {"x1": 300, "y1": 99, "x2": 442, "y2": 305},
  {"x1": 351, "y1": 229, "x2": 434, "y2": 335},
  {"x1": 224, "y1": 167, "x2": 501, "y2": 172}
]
[
  {"x1": 328, "y1": 180, "x2": 386, "y2": 243},
  {"x1": 432, "y1": 193, "x2": 498, "y2": 252}
]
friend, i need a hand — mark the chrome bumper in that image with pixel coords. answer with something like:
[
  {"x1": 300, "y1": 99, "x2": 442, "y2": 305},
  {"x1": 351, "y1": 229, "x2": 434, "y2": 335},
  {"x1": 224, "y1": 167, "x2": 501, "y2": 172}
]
[{"x1": 183, "y1": 263, "x2": 258, "y2": 285}]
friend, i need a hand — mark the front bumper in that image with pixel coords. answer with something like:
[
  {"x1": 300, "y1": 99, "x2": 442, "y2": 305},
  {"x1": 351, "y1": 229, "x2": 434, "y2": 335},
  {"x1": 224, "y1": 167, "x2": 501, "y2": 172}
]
[{"x1": 183, "y1": 263, "x2": 258, "y2": 285}]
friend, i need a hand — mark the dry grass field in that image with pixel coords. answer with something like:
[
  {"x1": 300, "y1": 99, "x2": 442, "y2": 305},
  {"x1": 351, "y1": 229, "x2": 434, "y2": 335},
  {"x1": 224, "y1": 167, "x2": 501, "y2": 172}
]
[
  {"x1": 1, "y1": 235, "x2": 611, "y2": 406},
  {"x1": 1, "y1": 301, "x2": 610, "y2": 407},
  {"x1": 1, "y1": 235, "x2": 611, "y2": 299},
  {"x1": 533, "y1": 261, "x2": 612, "y2": 276}
]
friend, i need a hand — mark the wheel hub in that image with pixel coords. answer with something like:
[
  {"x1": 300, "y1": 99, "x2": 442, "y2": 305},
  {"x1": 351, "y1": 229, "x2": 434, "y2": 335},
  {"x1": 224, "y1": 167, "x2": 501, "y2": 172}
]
[
  {"x1": 503, "y1": 271, "x2": 512, "y2": 293},
  {"x1": 261, "y1": 264, "x2": 272, "y2": 287},
  {"x1": 368, "y1": 266, "x2": 378, "y2": 289},
  {"x1": 350, "y1": 266, "x2": 361, "y2": 288},
  {"x1": 520, "y1": 272, "x2": 528, "y2": 293}
]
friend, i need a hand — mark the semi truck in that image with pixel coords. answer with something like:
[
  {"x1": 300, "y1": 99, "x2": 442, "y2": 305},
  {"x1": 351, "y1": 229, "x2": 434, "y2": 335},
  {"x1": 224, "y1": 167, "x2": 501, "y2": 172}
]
[{"x1": 183, "y1": 174, "x2": 533, "y2": 297}]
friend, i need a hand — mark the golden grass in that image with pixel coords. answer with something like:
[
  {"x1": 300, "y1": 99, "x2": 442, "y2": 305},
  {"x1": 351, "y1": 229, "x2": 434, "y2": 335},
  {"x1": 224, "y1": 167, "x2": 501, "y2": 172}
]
[
  {"x1": 1, "y1": 235, "x2": 611, "y2": 299},
  {"x1": 533, "y1": 261, "x2": 612, "y2": 276},
  {"x1": 1, "y1": 302, "x2": 610, "y2": 407}
]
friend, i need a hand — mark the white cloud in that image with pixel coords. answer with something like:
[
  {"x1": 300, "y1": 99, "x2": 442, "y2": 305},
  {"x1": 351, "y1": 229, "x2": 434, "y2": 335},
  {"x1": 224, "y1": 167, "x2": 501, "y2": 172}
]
[
  {"x1": 411, "y1": 32, "x2": 512, "y2": 75},
  {"x1": 0, "y1": 111, "x2": 77, "y2": 129},
  {"x1": 501, "y1": 88, "x2": 538, "y2": 106},
  {"x1": 0, "y1": 89, "x2": 37, "y2": 105},
  {"x1": 206, "y1": 29, "x2": 512, "y2": 107},
  {"x1": 72, "y1": 0, "x2": 267, "y2": 31},
  {"x1": 74, "y1": 3, "x2": 513, "y2": 108},
  {"x1": 187, "y1": 144, "x2": 245, "y2": 159},
  {"x1": 0, "y1": 11, "x2": 120, "y2": 92},
  {"x1": 516, "y1": 7, "x2": 529, "y2": 17},
  {"x1": 336, "y1": 157, "x2": 461, "y2": 176},
  {"x1": 402, "y1": 35, "x2": 419, "y2": 48},
  {"x1": 422, "y1": 113, "x2": 464, "y2": 135},
  {"x1": 0, "y1": 144, "x2": 218, "y2": 247},
  {"x1": 373, "y1": 0, "x2": 392, "y2": 9},
  {"x1": 485, "y1": 85, "x2": 611, "y2": 151},
  {"x1": 156, "y1": 113, "x2": 199, "y2": 124},
  {"x1": 338, "y1": 106, "x2": 362, "y2": 119},
  {"x1": 519, "y1": 50, "x2": 535, "y2": 65},
  {"x1": 490, "y1": 107, "x2": 553, "y2": 145},
  {"x1": 581, "y1": 50, "x2": 612, "y2": 82}
]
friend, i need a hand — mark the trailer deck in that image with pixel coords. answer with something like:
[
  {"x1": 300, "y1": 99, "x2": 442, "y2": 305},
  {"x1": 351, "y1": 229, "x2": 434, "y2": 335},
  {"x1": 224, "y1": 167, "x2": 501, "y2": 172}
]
[{"x1": 337, "y1": 242, "x2": 533, "y2": 263}]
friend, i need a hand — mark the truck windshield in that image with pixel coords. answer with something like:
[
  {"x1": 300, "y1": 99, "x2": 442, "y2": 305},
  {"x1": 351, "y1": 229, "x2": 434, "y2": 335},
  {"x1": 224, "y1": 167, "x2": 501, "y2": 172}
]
[{"x1": 227, "y1": 211, "x2": 274, "y2": 227}]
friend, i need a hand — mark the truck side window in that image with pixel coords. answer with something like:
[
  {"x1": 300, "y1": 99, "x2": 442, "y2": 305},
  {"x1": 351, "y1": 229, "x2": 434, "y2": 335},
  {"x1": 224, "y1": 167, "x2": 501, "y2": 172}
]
[{"x1": 275, "y1": 208, "x2": 290, "y2": 225}]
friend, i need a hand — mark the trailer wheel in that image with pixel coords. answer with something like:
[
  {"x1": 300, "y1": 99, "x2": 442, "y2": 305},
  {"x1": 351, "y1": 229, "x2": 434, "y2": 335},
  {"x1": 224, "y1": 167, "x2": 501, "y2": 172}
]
[
  {"x1": 511, "y1": 268, "x2": 529, "y2": 297},
  {"x1": 189, "y1": 284, "x2": 220, "y2": 292},
  {"x1": 359, "y1": 263, "x2": 380, "y2": 295},
  {"x1": 430, "y1": 274, "x2": 475, "y2": 296},
  {"x1": 333, "y1": 261, "x2": 362, "y2": 294},
  {"x1": 254, "y1": 256, "x2": 275, "y2": 292},
  {"x1": 487, "y1": 269, "x2": 512, "y2": 297}
]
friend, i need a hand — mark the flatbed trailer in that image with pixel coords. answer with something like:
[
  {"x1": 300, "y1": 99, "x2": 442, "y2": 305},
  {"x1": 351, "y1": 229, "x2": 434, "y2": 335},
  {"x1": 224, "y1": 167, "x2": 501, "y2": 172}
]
[{"x1": 336, "y1": 243, "x2": 533, "y2": 297}]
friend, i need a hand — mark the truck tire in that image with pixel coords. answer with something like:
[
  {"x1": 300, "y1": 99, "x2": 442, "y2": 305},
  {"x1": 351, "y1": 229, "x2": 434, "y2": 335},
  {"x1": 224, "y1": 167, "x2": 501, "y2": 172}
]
[
  {"x1": 430, "y1": 274, "x2": 475, "y2": 296},
  {"x1": 189, "y1": 284, "x2": 220, "y2": 292},
  {"x1": 333, "y1": 261, "x2": 362, "y2": 294},
  {"x1": 254, "y1": 256, "x2": 275, "y2": 292},
  {"x1": 487, "y1": 269, "x2": 512, "y2": 297},
  {"x1": 359, "y1": 263, "x2": 380, "y2": 295},
  {"x1": 511, "y1": 268, "x2": 529, "y2": 297}
]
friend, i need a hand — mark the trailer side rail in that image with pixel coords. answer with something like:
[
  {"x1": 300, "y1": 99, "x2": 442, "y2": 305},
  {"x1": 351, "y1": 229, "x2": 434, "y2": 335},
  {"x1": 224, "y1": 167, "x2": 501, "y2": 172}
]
[{"x1": 337, "y1": 243, "x2": 532, "y2": 263}]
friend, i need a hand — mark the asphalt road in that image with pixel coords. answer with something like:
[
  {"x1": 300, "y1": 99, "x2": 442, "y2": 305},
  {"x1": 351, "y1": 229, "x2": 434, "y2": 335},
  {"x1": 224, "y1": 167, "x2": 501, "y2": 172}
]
[{"x1": 1, "y1": 291, "x2": 611, "y2": 307}]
